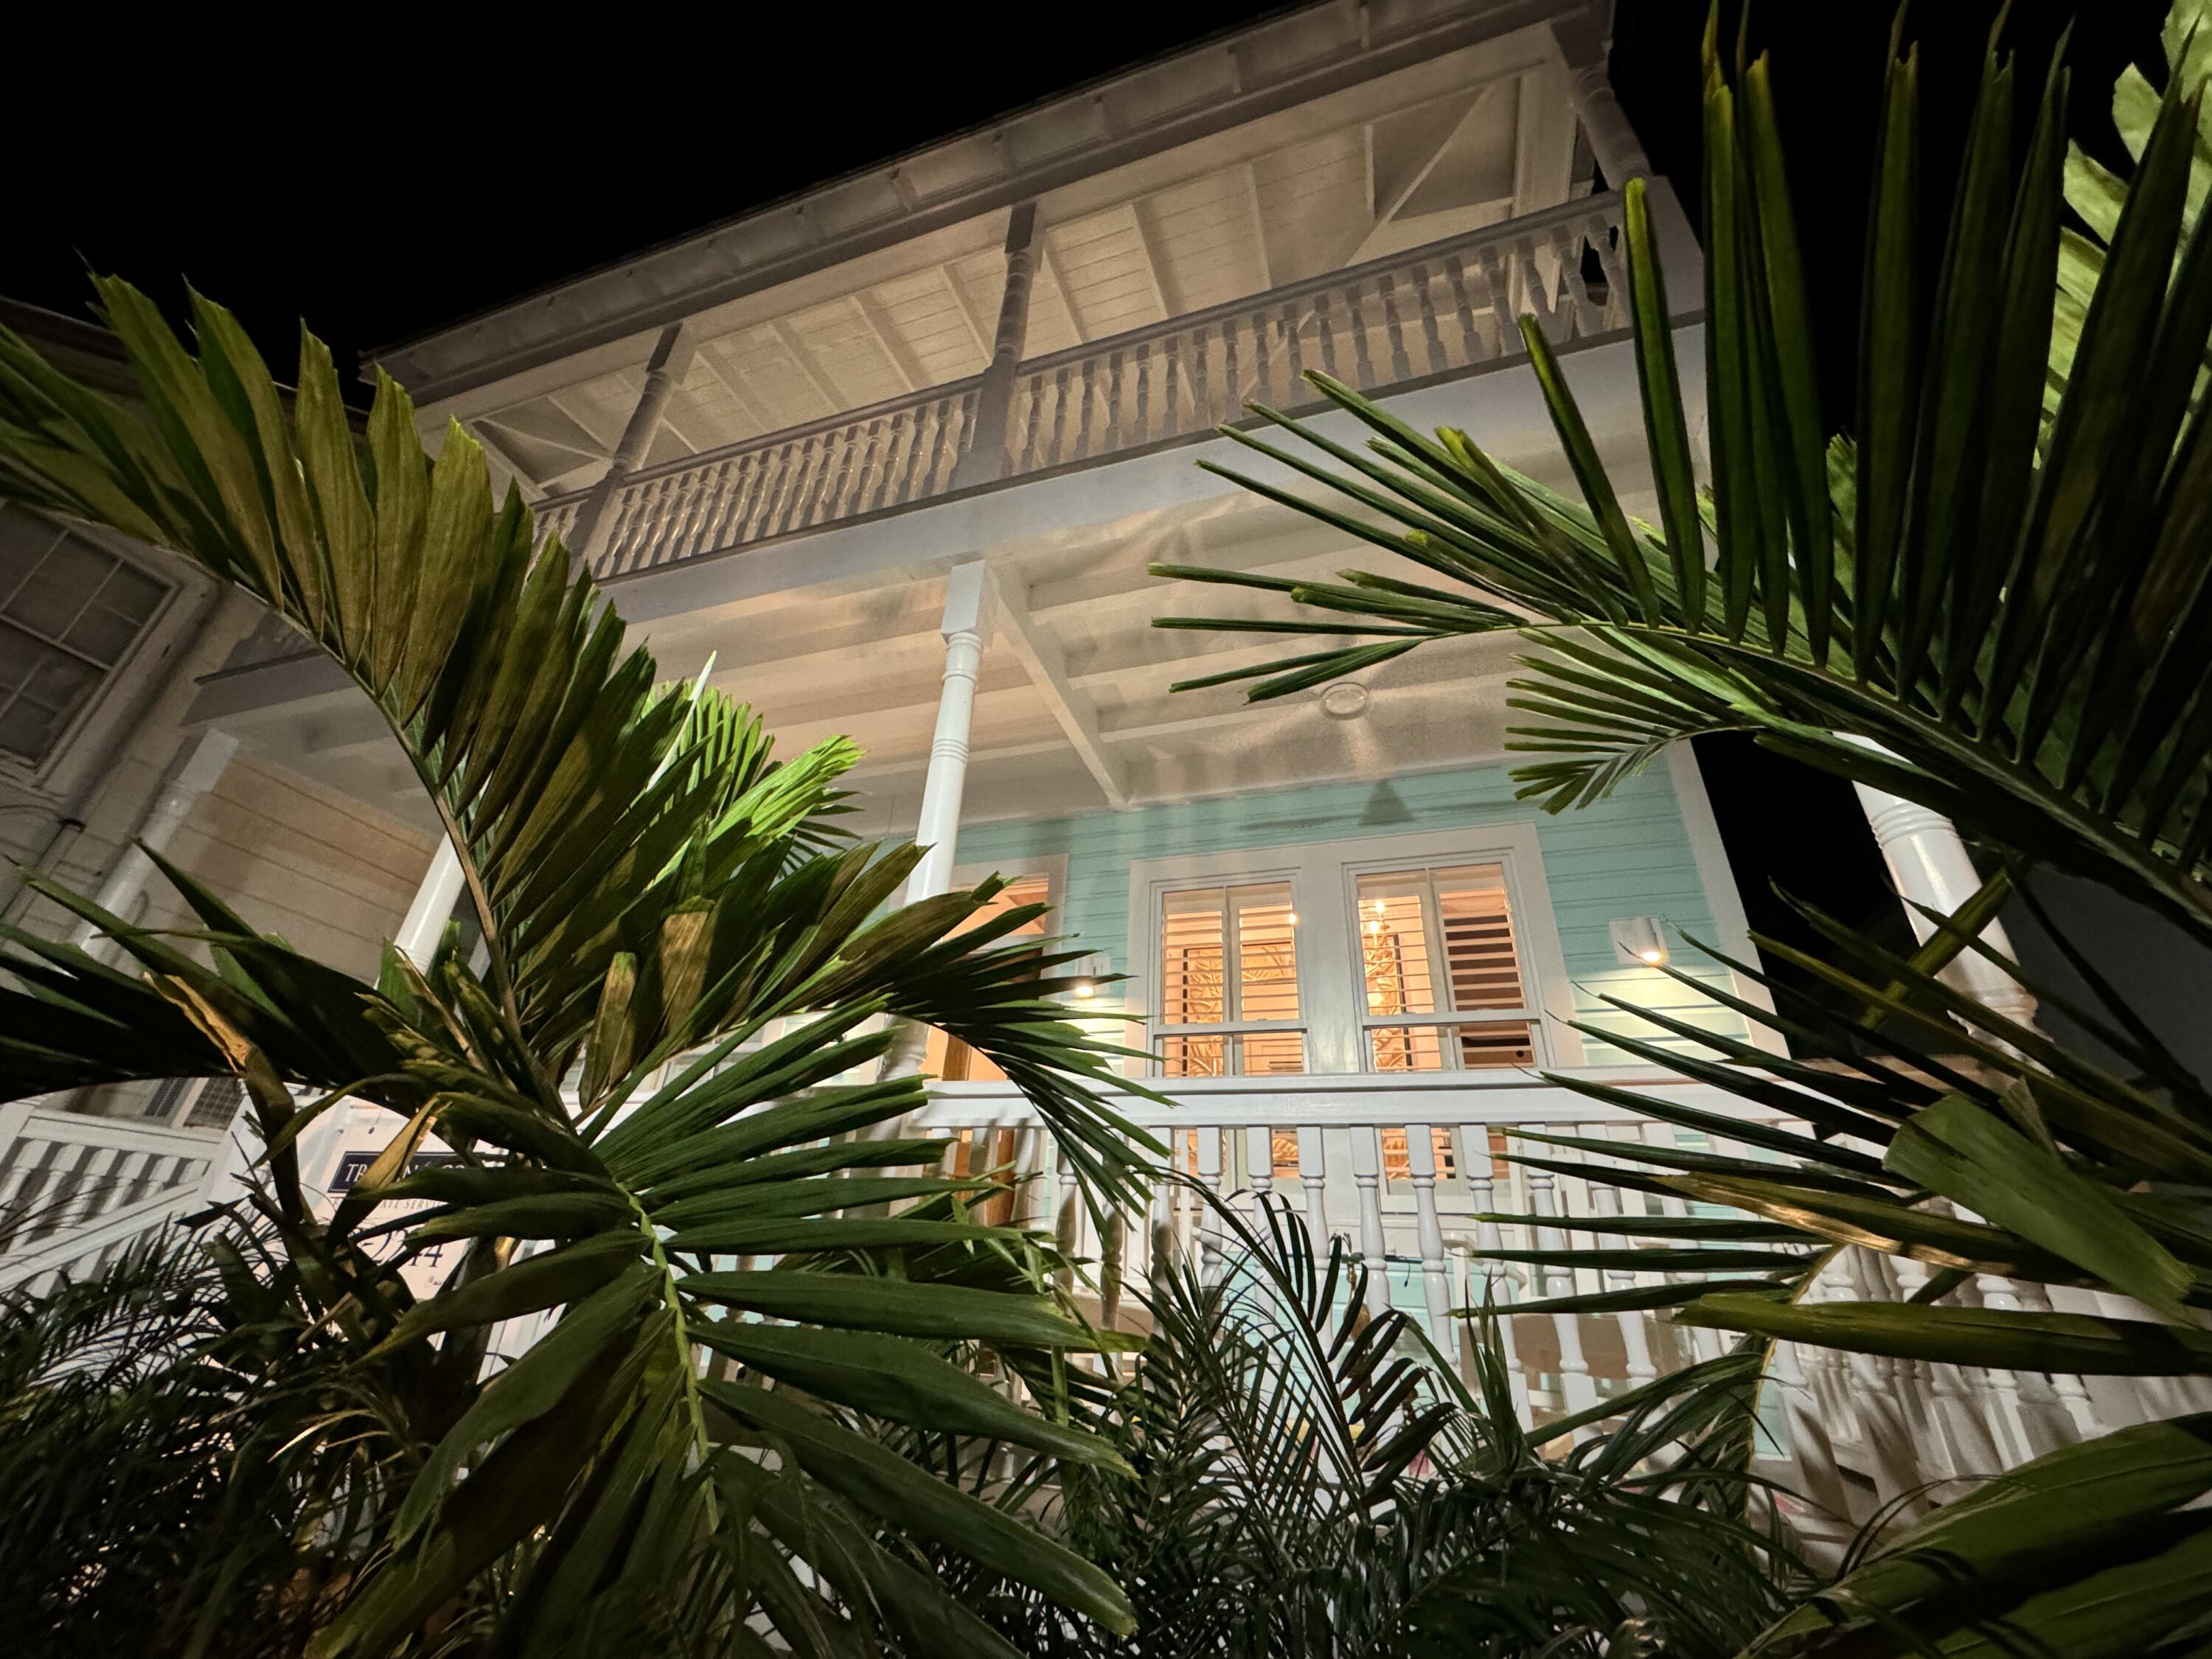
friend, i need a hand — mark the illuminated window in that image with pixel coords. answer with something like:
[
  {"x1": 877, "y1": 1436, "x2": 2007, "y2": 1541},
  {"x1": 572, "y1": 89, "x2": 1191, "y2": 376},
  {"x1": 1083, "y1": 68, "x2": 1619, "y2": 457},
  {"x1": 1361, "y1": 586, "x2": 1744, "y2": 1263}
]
[
  {"x1": 1154, "y1": 880, "x2": 1305, "y2": 1077},
  {"x1": 1354, "y1": 863, "x2": 1540, "y2": 1074},
  {"x1": 923, "y1": 873, "x2": 1052, "y2": 1082}
]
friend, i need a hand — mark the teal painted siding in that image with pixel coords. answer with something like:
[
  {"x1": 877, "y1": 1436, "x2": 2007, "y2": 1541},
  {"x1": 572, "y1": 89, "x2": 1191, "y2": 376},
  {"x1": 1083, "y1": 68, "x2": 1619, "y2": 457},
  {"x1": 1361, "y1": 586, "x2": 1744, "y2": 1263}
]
[{"x1": 956, "y1": 762, "x2": 1748, "y2": 1064}]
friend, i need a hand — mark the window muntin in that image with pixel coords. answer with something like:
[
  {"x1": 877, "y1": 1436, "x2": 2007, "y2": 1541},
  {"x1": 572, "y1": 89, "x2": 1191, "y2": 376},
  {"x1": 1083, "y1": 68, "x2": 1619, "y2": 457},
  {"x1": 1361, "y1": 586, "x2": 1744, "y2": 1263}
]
[
  {"x1": 0, "y1": 507, "x2": 168, "y2": 766},
  {"x1": 924, "y1": 873, "x2": 1053, "y2": 1083},
  {"x1": 1154, "y1": 880, "x2": 1305, "y2": 1077},
  {"x1": 1355, "y1": 862, "x2": 1541, "y2": 1072}
]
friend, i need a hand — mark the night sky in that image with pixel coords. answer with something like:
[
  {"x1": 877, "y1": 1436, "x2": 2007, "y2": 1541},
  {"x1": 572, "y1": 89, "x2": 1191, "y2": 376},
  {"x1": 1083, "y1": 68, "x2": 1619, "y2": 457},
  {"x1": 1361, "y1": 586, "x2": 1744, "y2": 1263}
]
[{"x1": 1, "y1": 1, "x2": 2174, "y2": 1001}]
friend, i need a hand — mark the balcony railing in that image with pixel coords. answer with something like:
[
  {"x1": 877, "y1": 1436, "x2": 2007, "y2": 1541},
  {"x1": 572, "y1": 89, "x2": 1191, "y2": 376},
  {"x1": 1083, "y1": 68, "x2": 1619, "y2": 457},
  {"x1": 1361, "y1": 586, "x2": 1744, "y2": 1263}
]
[
  {"x1": 0, "y1": 1098, "x2": 223, "y2": 1293},
  {"x1": 532, "y1": 188, "x2": 1666, "y2": 587}
]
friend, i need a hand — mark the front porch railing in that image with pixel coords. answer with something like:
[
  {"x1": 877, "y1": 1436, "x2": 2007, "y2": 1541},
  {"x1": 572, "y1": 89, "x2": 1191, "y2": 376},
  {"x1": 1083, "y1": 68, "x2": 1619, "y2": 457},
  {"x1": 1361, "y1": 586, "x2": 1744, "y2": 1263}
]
[
  {"x1": 527, "y1": 187, "x2": 1669, "y2": 586},
  {"x1": 0, "y1": 1099, "x2": 223, "y2": 1293}
]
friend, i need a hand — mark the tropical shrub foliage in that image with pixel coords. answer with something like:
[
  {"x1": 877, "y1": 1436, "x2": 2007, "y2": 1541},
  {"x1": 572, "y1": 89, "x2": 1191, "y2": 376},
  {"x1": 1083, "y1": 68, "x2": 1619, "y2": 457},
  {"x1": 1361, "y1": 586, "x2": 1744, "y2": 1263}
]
[
  {"x1": 0, "y1": 287, "x2": 1156, "y2": 1655},
  {"x1": 1155, "y1": 4, "x2": 2212, "y2": 1653},
  {"x1": 938, "y1": 1197, "x2": 1798, "y2": 1658}
]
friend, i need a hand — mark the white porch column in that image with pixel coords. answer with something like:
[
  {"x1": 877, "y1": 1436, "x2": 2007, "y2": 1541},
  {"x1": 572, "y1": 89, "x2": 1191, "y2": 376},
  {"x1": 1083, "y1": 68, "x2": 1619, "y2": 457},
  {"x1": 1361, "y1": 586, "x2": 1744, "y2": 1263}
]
[
  {"x1": 569, "y1": 321, "x2": 698, "y2": 571},
  {"x1": 394, "y1": 835, "x2": 467, "y2": 968},
  {"x1": 907, "y1": 561, "x2": 998, "y2": 904},
  {"x1": 1853, "y1": 783, "x2": 2039, "y2": 1028},
  {"x1": 69, "y1": 728, "x2": 239, "y2": 947},
  {"x1": 1549, "y1": 15, "x2": 1651, "y2": 185}
]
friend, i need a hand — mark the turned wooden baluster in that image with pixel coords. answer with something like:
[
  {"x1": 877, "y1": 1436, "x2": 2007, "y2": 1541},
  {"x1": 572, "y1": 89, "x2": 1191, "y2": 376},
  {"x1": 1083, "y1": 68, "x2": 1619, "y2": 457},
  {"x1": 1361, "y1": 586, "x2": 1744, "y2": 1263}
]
[
  {"x1": 1516, "y1": 234, "x2": 1562, "y2": 342},
  {"x1": 1133, "y1": 344, "x2": 1154, "y2": 445},
  {"x1": 918, "y1": 397, "x2": 956, "y2": 495},
  {"x1": 1462, "y1": 1121, "x2": 1531, "y2": 1422},
  {"x1": 1162, "y1": 334, "x2": 1185, "y2": 437},
  {"x1": 703, "y1": 451, "x2": 754, "y2": 550},
  {"x1": 1478, "y1": 254, "x2": 1520, "y2": 357},
  {"x1": 1888, "y1": 1248, "x2": 2006, "y2": 1479},
  {"x1": 1281, "y1": 300, "x2": 1307, "y2": 400},
  {"x1": 1589, "y1": 1124, "x2": 1657, "y2": 1391},
  {"x1": 872, "y1": 414, "x2": 913, "y2": 512},
  {"x1": 1404, "y1": 1123, "x2": 1453, "y2": 1341},
  {"x1": 1018, "y1": 376, "x2": 1047, "y2": 473},
  {"x1": 1194, "y1": 1124, "x2": 1225, "y2": 1284},
  {"x1": 1296, "y1": 1124, "x2": 1330, "y2": 1251},
  {"x1": 605, "y1": 479, "x2": 653, "y2": 574},
  {"x1": 1526, "y1": 1157, "x2": 1598, "y2": 1419},
  {"x1": 666, "y1": 467, "x2": 709, "y2": 561},
  {"x1": 1313, "y1": 291, "x2": 1340, "y2": 379},
  {"x1": 1642, "y1": 1119, "x2": 1725, "y2": 1363},
  {"x1": 1378, "y1": 272, "x2": 1413, "y2": 381},
  {"x1": 1553, "y1": 229, "x2": 1605, "y2": 336},
  {"x1": 1221, "y1": 317, "x2": 1242, "y2": 416},
  {"x1": 1189, "y1": 323, "x2": 1212, "y2": 428},
  {"x1": 776, "y1": 439, "x2": 819, "y2": 534},
  {"x1": 1444, "y1": 254, "x2": 1482, "y2": 366},
  {"x1": 1048, "y1": 366, "x2": 1074, "y2": 467},
  {"x1": 1346, "y1": 285, "x2": 1376, "y2": 386},
  {"x1": 1244, "y1": 1124, "x2": 1273, "y2": 1203},
  {"x1": 1410, "y1": 264, "x2": 1446, "y2": 375},
  {"x1": 1349, "y1": 1125, "x2": 1391, "y2": 1318},
  {"x1": 1103, "y1": 349, "x2": 1127, "y2": 451},
  {"x1": 1074, "y1": 355, "x2": 1100, "y2": 462}
]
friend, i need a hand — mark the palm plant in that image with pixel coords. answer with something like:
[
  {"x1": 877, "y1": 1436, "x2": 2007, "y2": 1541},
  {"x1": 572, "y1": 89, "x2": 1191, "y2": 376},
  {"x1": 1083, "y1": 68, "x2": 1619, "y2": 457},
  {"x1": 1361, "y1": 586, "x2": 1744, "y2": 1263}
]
[
  {"x1": 0, "y1": 283, "x2": 1161, "y2": 1654},
  {"x1": 1152, "y1": 4, "x2": 2212, "y2": 1652},
  {"x1": 947, "y1": 1195, "x2": 1799, "y2": 1658}
]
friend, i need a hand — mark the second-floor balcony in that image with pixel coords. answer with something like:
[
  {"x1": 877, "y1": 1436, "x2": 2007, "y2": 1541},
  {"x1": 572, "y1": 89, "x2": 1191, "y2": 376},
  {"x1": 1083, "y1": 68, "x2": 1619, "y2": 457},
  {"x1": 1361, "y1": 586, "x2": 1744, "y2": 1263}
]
[{"x1": 524, "y1": 187, "x2": 1688, "y2": 584}]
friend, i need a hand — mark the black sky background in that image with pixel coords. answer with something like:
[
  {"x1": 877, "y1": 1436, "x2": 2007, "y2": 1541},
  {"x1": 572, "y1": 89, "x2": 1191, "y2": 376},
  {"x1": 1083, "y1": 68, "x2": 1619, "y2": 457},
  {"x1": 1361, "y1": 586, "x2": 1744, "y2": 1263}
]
[{"x1": 0, "y1": 0, "x2": 2176, "y2": 995}]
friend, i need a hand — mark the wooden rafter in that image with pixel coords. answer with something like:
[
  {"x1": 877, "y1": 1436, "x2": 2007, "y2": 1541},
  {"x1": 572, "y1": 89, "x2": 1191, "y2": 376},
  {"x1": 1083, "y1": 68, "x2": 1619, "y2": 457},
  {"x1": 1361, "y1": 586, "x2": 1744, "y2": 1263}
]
[
  {"x1": 688, "y1": 342, "x2": 777, "y2": 439},
  {"x1": 995, "y1": 575, "x2": 1130, "y2": 809},
  {"x1": 848, "y1": 291, "x2": 923, "y2": 393},
  {"x1": 1242, "y1": 161, "x2": 1273, "y2": 290},
  {"x1": 941, "y1": 262, "x2": 994, "y2": 371},
  {"x1": 769, "y1": 318, "x2": 844, "y2": 414},
  {"x1": 1036, "y1": 241, "x2": 1086, "y2": 345},
  {"x1": 1122, "y1": 200, "x2": 1174, "y2": 323}
]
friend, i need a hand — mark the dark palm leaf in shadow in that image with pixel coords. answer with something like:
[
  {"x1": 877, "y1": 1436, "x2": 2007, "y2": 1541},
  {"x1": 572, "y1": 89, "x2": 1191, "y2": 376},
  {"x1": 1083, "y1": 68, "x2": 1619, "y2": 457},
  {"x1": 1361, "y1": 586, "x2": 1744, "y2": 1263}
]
[{"x1": 949, "y1": 1191, "x2": 1799, "y2": 1657}]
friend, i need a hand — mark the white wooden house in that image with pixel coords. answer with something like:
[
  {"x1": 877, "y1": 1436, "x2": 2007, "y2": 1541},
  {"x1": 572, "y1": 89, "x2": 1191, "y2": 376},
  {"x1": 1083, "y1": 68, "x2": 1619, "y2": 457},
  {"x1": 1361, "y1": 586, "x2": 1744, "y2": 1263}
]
[{"x1": 2, "y1": 0, "x2": 2056, "y2": 1534}]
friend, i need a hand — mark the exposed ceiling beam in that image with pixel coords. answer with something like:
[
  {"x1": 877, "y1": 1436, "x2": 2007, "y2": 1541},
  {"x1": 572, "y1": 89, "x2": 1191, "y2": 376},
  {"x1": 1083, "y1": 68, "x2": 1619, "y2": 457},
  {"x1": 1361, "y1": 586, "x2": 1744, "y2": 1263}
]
[
  {"x1": 993, "y1": 573, "x2": 1130, "y2": 809},
  {"x1": 468, "y1": 420, "x2": 549, "y2": 499},
  {"x1": 544, "y1": 388, "x2": 621, "y2": 456},
  {"x1": 1343, "y1": 88, "x2": 1497, "y2": 267},
  {"x1": 769, "y1": 319, "x2": 844, "y2": 414},
  {"x1": 1121, "y1": 201, "x2": 1175, "y2": 322},
  {"x1": 689, "y1": 343, "x2": 778, "y2": 439},
  {"x1": 1242, "y1": 162, "x2": 1274, "y2": 291},
  {"x1": 1036, "y1": 243, "x2": 1086, "y2": 345},
  {"x1": 941, "y1": 263, "x2": 994, "y2": 368},
  {"x1": 849, "y1": 291, "x2": 924, "y2": 393}
]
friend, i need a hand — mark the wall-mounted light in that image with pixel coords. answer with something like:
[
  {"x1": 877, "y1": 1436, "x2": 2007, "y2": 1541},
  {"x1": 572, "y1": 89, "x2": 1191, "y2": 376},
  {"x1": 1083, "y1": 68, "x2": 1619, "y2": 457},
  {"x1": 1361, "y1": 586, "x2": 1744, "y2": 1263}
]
[
  {"x1": 1610, "y1": 916, "x2": 1670, "y2": 967},
  {"x1": 1285, "y1": 911, "x2": 1299, "y2": 927},
  {"x1": 1067, "y1": 951, "x2": 1109, "y2": 1001}
]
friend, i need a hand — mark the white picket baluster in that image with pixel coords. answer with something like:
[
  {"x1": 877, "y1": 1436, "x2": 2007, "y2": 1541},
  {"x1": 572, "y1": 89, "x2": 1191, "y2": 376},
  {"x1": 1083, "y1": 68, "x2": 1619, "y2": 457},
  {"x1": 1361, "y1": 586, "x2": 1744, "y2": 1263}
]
[
  {"x1": 1348, "y1": 1126, "x2": 1391, "y2": 1317},
  {"x1": 1296, "y1": 1124, "x2": 1330, "y2": 1252},
  {"x1": 1404, "y1": 1122, "x2": 1451, "y2": 1341},
  {"x1": 1526, "y1": 1159, "x2": 1597, "y2": 1418}
]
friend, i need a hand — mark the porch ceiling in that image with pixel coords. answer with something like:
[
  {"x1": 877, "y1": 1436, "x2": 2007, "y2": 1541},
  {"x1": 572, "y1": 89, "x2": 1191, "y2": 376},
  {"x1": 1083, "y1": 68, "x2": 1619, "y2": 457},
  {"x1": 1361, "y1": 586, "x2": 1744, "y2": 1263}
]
[{"x1": 464, "y1": 44, "x2": 1580, "y2": 497}]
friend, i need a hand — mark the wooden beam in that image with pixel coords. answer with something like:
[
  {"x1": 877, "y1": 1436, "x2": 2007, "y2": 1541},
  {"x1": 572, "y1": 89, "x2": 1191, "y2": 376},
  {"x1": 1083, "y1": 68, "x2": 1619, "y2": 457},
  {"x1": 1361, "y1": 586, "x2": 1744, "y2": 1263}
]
[
  {"x1": 1122, "y1": 200, "x2": 1175, "y2": 321},
  {"x1": 687, "y1": 342, "x2": 777, "y2": 439},
  {"x1": 942, "y1": 262, "x2": 994, "y2": 366},
  {"x1": 1036, "y1": 241, "x2": 1086, "y2": 344},
  {"x1": 467, "y1": 420, "x2": 547, "y2": 500},
  {"x1": 848, "y1": 291, "x2": 924, "y2": 393},
  {"x1": 546, "y1": 387, "x2": 620, "y2": 456},
  {"x1": 994, "y1": 573, "x2": 1130, "y2": 809},
  {"x1": 1242, "y1": 161, "x2": 1274, "y2": 291},
  {"x1": 1342, "y1": 87, "x2": 1495, "y2": 267},
  {"x1": 769, "y1": 317, "x2": 844, "y2": 414}
]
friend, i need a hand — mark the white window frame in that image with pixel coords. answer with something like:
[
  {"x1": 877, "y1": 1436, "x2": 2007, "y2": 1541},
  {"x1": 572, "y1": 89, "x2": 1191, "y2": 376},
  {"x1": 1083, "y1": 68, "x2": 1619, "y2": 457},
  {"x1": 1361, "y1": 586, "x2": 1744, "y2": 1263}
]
[
  {"x1": 1125, "y1": 824, "x2": 1582, "y2": 1077},
  {"x1": 1146, "y1": 869, "x2": 1312, "y2": 1077},
  {"x1": 0, "y1": 509, "x2": 183, "y2": 785}
]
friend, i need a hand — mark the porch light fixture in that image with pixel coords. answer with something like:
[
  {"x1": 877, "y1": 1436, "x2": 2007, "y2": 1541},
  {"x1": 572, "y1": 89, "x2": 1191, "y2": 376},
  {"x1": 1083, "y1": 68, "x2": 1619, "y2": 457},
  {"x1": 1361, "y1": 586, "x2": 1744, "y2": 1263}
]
[
  {"x1": 1072, "y1": 981, "x2": 1096, "y2": 998},
  {"x1": 1610, "y1": 917, "x2": 1670, "y2": 968}
]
